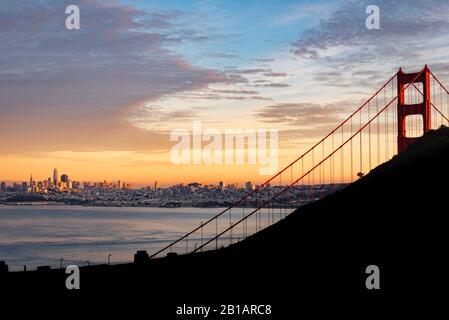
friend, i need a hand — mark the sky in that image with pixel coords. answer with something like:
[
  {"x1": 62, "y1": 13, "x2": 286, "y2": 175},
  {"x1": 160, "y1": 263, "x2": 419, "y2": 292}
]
[{"x1": 2, "y1": 0, "x2": 449, "y2": 186}]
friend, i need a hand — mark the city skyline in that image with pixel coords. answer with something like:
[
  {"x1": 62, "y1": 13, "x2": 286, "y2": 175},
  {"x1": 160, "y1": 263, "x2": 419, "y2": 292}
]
[{"x1": 0, "y1": 167, "x2": 248, "y2": 189}]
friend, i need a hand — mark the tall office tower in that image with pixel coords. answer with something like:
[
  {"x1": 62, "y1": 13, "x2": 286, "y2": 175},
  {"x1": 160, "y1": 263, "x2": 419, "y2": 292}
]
[
  {"x1": 154, "y1": 181, "x2": 158, "y2": 189},
  {"x1": 61, "y1": 174, "x2": 69, "y2": 183},
  {"x1": 53, "y1": 168, "x2": 58, "y2": 185},
  {"x1": 218, "y1": 181, "x2": 225, "y2": 190},
  {"x1": 245, "y1": 181, "x2": 254, "y2": 191},
  {"x1": 0, "y1": 182, "x2": 6, "y2": 192},
  {"x1": 29, "y1": 174, "x2": 34, "y2": 193},
  {"x1": 117, "y1": 180, "x2": 121, "y2": 189}
]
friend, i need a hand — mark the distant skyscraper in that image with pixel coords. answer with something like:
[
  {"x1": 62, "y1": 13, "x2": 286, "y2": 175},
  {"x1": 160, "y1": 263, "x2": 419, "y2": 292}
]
[
  {"x1": 29, "y1": 174, "x2": 34, "y2": 193},
  {"x1": 0, "y1": 182, "x2": 6, "y2": 192},
  {"x1": 245, "y1": 181, "x2": 254, "y2": 191},
  {"x1": 154, "y1": 181, "x2": 158, "y2": 189},
  {"x1": 61, "y1": 174, "x2": 69, "y2": 183},
  {"x1": 53, "y1": 168, "x2": 58, "y2": 184},
  {"x1": 218, "y1": 181, "x2": 225, "y2": 189}
]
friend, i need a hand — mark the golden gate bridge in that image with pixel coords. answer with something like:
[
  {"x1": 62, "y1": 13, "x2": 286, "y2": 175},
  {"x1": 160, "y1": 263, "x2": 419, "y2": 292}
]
[{"x1": 150, "y1": 65, "x2": 449, "y2": 259}]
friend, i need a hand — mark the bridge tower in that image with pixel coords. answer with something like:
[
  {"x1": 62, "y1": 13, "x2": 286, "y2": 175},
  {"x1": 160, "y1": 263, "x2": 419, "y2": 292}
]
[{"x1": 397, "y1": 65, "x2": 431, "y2": 153}]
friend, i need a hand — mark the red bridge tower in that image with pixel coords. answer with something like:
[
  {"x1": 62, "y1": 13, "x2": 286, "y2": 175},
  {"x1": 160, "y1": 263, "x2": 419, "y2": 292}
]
[{"x1": 397, "y1": 65, "x2": 431, "y2": 153}]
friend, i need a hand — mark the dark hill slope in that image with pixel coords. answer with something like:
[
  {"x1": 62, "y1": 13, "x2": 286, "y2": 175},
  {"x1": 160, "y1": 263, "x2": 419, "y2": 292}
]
[
  {"x1": 179, "y1": 126, "x2": 449, "y2": 300},
  {"x1": 225, "y1": 126, "x2": 449, "y2": 292},
  {"x1": 238, "y1": 125, "x2": 449, "y2": 255}
]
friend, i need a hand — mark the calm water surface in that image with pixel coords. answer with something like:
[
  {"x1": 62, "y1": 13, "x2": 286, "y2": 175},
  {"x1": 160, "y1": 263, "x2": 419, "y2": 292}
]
[{"x1": 0, "y1": 205, "x2": 225, "y2": 271}]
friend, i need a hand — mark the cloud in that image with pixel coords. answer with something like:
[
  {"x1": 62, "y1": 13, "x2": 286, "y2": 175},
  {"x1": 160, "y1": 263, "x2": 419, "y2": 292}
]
[
  {"x1": 210, "y1": 89, "x2": 259, "y2": 95},
  {"x1": 204, "y1": 52, "x2": 240, "y2": 59},
  {"x1": 293, "y1": 0, "x2": 449, "y2": 67},
  {"x1": 255, "y1": 102, "x2": 347, "y2": 127},
  {"x1": 275, "y1": 3, "x2": 332, "y2": 26},
  {"x1": 249, "y1": 96, "x2": 273, "y2": 101},
  {"x1": 233, "y1": 68, "x2": 269, "y2": 75},
  {"x1": 254, "y1": 83, "x2": 290, "y2": 88},
  {"x1": 230, "y1": 68, "x2": 287, "y2": 77},
  {"x1": 129, "y1": 105, "x2": 198, "y2": 131},
  {"x1": 263, "y1": 72, "x2": 287, "y2": 77},
  {"x1": 253, "y1": 58, "x2": 275, "y2": 63},
  {"x1": 288, "y1": 0, "x2": 449, "y2": 94},
  {"x1": 0, "y1": 0, "x2": 228, "y2": 154},
  {"x1": 252, "y1": 79, "x2": 271, "y2": 84},
  {"x1": 255, "y1": 101, "x2": 354, "y2": 142},
  {"x1": 141, "y1": 90, "x2": 270, "y2": 102},
  {"x1": 428, "y1": 62, "x2": 449, "y2": 79},
  {"x1": 279, "y1": 126, "x2": 337, "y2": 141}
]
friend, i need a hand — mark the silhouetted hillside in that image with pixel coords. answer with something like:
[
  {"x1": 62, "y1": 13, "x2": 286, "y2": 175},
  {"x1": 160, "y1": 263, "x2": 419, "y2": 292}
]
[{"x1": 238, "y1": 125, "x2": 449, "y2": 250}]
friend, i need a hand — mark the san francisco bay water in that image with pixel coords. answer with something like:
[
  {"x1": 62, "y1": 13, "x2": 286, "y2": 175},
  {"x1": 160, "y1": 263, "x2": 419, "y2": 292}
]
[{"x1": 0, "y1": 205, "x2": 227, "y2": 271}]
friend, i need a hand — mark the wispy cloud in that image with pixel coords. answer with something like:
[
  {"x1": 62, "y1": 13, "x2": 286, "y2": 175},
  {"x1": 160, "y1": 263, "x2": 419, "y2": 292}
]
[
  {"x1": 274, "y1": 3, "x2": 333, "y2": 26},
  {"x1": 255, "y1": 101, "x2": 353, "y2": 142},
  {"x1": 290, "y1": 0, "x2": 449, "y2": 93},
  {"x1": 253, "y1": 58, "x2": 275, "y2": 63},
  {"x1": 293, "y1": 0, "x2": 449, "y2": 65},
  {"x1": 203, "y1": 52, "x2": 240, "y2": 59},
  {"x1": 254, "y1": 83, "x2": 290, "y2": 88},
  {"x1": 255, "y1": 102, "x2": 347, "y2": 126},
  {"x1": 263, "y1": 71, "x2": 288, "y2": 77}
]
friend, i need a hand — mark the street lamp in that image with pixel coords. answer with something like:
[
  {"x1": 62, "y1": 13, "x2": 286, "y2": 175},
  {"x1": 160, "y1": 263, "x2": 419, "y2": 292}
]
[
  {"x1": 59, "y1": 258, "x2": 64, "y2": 269},
  {"x1": 108, "y1": 254, "x2": 112, "y2": 265}
]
